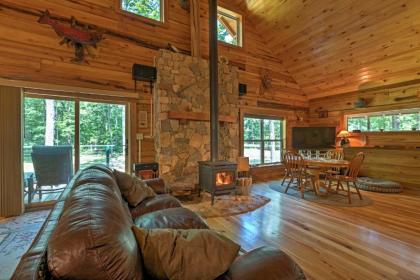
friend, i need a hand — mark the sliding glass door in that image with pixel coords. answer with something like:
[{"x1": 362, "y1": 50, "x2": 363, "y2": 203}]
[
  {"x1": 79, "y1": 101, "x2": 126, "y2": 170},
  {"x1": 23, "y1": 95, "x2": 128, "y2": 206}
]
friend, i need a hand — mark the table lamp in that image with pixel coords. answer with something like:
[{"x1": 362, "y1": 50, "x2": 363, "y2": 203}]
[{"x1": 337, "y1": 130, "x2": 350, "y2": 147}]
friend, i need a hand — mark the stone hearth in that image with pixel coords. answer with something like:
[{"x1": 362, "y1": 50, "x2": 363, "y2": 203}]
[{"x1": 154, "y1": 50, "x2": 239, "y2": 186}]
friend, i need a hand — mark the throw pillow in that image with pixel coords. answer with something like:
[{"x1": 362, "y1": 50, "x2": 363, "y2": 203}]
[
  {"x1": 132, "y1": 226, "x2": 240, "y2": 280},
  {"x1": 134, "y1": 207, "x2": 209, "y2": 229},
  {"x1": 114, "y1": 169, "x2": 156, "y2": 207}
]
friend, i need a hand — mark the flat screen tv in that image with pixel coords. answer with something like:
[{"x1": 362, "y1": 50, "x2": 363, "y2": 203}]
[{"x1": 292, "y1": 127, "x2": 336, "y2": 149}]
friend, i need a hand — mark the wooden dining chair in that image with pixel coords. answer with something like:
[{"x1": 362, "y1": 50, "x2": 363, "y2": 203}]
[
  {"x1": 282, "y1": 151, "x2": 298, "y2": 186},
  {"x1": 327, "y1": 152, "x2": 365, "y2": 204},
  {"x1": 326, "y1": 149, "x2": 344, "y2": 160},
  {"x1": 324, "y1": 149, "x2": 345, "y2": 179},
  {"x1": 284, "y1": 152, "x2": 314, "y2": 198}
]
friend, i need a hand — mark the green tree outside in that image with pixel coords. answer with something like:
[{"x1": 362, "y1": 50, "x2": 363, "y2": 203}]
[
  {"x1": 121, "y1": 0, "x2": 161, "y2": 21},
  {"x1": 24, "y1": 98, "x2": 125, "y2": 169},
  {"x1": 348, "y1": 112, "x2": 419, "y2": 132},
  {"x1": 217, "y1": 21, "x2": 237, "y2": 45}
]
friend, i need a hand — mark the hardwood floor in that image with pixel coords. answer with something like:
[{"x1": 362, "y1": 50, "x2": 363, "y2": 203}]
[{"x1": 206, "y1": 182, "x2": 420, "y2": 280}]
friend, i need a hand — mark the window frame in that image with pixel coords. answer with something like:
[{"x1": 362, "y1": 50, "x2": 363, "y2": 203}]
[
  {"x1": 118, "y1": 0, "x2": 167, "y2": 25},
  {"x1": 217, "y1": 6, "x2": 243, "y2": 48},
  {"x1": 346, "y1": 108, "x2": 420, "y2": 132},
  {"x1": 243, "y1": 115, "x2": 285, "y2": 166}
]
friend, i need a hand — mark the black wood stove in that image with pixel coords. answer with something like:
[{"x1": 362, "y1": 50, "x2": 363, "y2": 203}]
[
  {"x1": 197, "y1": 0, "x2": 237, "y2": 205},
  {"x1": 198, "y1": 161, "x2": 237, "y2": 205}
]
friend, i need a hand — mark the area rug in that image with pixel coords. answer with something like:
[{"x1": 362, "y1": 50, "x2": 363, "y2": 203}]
[
  {"x1": 268, "y1": 180, "x2": 373, "y2": 207},
  {"x1": 0, "y1": 210, "x2": 50, "y2": 279},
  {"x1": 182, "y1": 193, "x2": 270, "y2": 218}
]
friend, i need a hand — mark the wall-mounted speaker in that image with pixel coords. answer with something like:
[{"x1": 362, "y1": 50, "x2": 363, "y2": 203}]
[
  {"x1": 239, "y1": 83, "x2": 247, "y2": 96},
  {"x1": 132, "y1": 64, "x2": 157, "y2": 83},
  {"x1": 132, "y1": 64, "x2": 157, "y2": 93}
]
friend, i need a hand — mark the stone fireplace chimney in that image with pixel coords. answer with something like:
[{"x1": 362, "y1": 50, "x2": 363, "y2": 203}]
[{"x1": 153, "y1": 0, "x2": 240, "y2": 194}]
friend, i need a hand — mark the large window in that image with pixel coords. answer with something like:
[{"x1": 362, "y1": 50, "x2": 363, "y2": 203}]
[
  {"x1": 244, "y1": 117, "x2": 284, "y2": 165},
  {"x1": 121, "y1": 0, "x2": 163, "y2": 22},
  {"x1": 217, "y1": 7, "x2": 242, "y2": 47},
  {"x1": 347, "y1": 109, "x2": 420, "y2": 132}
]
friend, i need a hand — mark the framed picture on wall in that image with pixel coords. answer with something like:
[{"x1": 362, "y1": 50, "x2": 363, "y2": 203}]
[{"x1": 139, "y1": 111, "x2": 148, "y2": 128}]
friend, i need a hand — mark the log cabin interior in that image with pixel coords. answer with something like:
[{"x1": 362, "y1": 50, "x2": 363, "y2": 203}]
[{"x1": 0, "y1": 0, "x2": 419, "y2": 279}]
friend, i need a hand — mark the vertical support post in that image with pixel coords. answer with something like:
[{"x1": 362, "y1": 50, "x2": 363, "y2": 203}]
[
  {"x1": 190, "y1": 0, "x2": 201, "y2": 58},
  {"x1": 209, "y1": 0, "x2": 219, "y2": 162},
  {"x1": 74, "y1": 100, "x2": 80, "y2": 172}
]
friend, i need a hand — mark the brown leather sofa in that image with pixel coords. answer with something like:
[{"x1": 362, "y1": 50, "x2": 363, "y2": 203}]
[{"x1": 12, "y1": 164, "x2": 305, "y2": 280}]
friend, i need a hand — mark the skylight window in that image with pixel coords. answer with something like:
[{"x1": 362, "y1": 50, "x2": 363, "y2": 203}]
[
  {"x1": 121, "y1": 0, "x2": 163, "y2": 22},
  {"x1": 217, "y1": 7, "x2": 242, "y2": 47}
]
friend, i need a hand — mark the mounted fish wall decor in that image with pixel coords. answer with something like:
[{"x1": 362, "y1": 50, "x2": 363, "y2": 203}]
[{"x1": 38, "y1": 10, "x2": 103, "y2": 64}]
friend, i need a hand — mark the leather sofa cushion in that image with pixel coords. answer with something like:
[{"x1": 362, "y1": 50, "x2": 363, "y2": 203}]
[
  {"x1": 85, "y1": 164, "x2": 116, "y2": 178},
  {"x1": 48, "y1": 183, "x2": 143, "y2": 280},
  {"x1": 74, "y1": 168, "x2": 121, "y2": 197},
  {"x1": 114, "y1": 169, "x2": 156, "y2": 207},
  {"x1": 135, "y1": 207, "x2": 209, "y2": 230},
  {"x1": 132, "y1": 227, "x2": 240, "y2": 280},
  {"x1": 130, "y1": 194, "x2": 182, "y2": 219},
  {"x1": 226, "y1": 246, "x2": 306, "y2": 280},
  {"x1": 72, "y1": 167, "x2": 133, "y2": 219}
]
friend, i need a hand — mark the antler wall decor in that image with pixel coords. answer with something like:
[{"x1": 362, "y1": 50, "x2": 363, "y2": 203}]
[
  {"x1": 38, "y1": 10, "x2": 103, "y2": 64},
  {"x1": 259, "y1": 69, "x2": 273, "y2": 96},
  {"x1": 178, "y1": 0, "x2": 190, "y2": 11}
]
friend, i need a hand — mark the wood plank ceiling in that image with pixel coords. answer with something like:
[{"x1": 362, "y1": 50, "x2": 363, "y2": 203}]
[{"x1": 234, "y1": 0, "x2": 420, "y2": 99}]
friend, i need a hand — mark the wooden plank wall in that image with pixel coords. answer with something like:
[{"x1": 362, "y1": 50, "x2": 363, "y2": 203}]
[
  {"x1": 309, "y1": 82, "x2": 420, "y2": 188},
  {"x1": 0, "y1": 0, "x2": 307, "y2": 166},
  {"x1": 309, "y1": 82, "x2": 420, "y2": 147},
  {"x1": 0, "y1": 86, "x2": 23, "y2": 217},
  {"x1": 251, "y1": 165, "x2": 285, "y2": 183},
  {"x1": 345, "y1": 147, "x2": 420, "y2": 189},
  {"x1": 198, "y1": 0, "x2": 307, "y2": 109}
]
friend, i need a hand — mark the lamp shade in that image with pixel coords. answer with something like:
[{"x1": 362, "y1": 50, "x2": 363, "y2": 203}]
[
  {"x1": 337, "y1": 130, "x2": 350, "y2": 138},
  {"x1": 237, "y1": 157, "x2": 250, "y2": 172}
]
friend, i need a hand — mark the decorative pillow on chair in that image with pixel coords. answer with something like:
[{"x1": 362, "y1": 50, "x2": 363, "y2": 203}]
[
  {"x1": 132, "y1": 227, "x2": 240, "y2": 280},
  {"x1": 114, "y1": 169, "x2": 156, "y2": 207}
]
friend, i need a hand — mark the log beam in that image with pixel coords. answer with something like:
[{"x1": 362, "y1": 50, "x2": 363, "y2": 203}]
[
  {"x1": 168, "y1": 111, "x2": 236, "y2": 123},
  {"x1": 190, "y1": 0, "x2": 201, "y2": 58}
]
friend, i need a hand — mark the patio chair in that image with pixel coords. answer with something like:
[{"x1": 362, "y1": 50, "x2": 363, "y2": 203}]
[{"x1": 31, "y1": 145, "x2": 73, "y2": 201}]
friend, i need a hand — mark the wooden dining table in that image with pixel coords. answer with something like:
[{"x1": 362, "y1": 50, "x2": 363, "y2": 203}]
[{"x1": 304, "y1": 158, "x2": 350, "y2": 196}]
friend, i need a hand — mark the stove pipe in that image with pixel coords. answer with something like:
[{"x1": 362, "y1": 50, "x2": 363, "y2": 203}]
[{"x1": 209, "y1": 0, "x2": 219, "y2": 162}]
